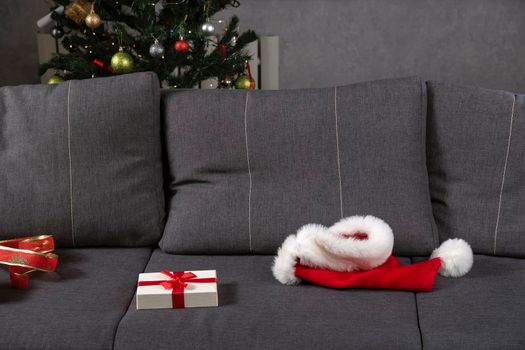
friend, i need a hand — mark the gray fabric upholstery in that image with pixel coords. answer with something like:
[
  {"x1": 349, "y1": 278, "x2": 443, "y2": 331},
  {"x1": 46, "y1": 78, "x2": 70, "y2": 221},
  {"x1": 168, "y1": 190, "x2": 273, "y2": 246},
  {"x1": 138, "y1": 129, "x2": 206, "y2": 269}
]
[
  {"x1": 0, "y1": 73, "x2": 164, "y2": 247},
  {"x1": 414, "y1": 255, "x2": 525, "y2": 350},
  {"x1": 114, "y1": 249, "x2": 422, "y2": 350},
  {"x1": 427, "y1": 82, "x2": 525, "y2": 257},
  {"x1": 0, "y1": 247, "x2": 153, "y2": 350},
  {"x1": 161, "y1": 76, "x2": 437, "y2": 255}
]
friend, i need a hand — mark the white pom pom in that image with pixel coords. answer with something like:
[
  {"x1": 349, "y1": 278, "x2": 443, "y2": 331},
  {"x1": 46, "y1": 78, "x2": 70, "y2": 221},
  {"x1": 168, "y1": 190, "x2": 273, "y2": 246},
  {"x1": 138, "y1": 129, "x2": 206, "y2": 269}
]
[
  {"x1": 272, "y1": 235, "x2": 300, "y2": 285},
  {"x1": 430, "y1": 238, "x2": 474, "y2": 277}
]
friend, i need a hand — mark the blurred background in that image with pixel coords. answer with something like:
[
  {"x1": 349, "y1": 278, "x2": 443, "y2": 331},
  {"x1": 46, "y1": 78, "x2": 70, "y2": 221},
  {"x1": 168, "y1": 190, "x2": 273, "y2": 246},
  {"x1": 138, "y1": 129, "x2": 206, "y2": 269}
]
[{"x1": 1, "y1": 0, "x2": 525, "y2": 91}]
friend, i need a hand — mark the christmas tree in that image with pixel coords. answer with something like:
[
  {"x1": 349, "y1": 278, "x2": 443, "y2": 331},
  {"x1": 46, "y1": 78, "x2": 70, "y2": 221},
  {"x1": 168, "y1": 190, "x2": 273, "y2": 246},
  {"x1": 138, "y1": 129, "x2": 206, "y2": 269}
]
[{"x1": 40, "y1": 0, "x2": 258, "y2": 89}]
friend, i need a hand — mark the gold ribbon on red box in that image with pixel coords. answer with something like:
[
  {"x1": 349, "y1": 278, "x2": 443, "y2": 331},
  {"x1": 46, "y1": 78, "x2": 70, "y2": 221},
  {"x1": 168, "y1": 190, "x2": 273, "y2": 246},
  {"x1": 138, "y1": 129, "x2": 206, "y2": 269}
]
[{"x1": 0, "y1": 235, "x2": 58, "y2": 288}]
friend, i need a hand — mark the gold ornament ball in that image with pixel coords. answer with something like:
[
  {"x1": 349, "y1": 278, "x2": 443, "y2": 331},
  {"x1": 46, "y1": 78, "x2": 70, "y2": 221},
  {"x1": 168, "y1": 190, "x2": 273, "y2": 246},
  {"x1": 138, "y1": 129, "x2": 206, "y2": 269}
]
[
  {"x1": 111, "y1": 50, "x2": 134, "y2": 74},
  {"x1": 85, "y1": 12, "x2": 101, "y2": 29},
  {"x1": 235, "y1": 75, "x2": 253, "y2": 90},
  {"x1": 47, "y1": 75, "x2": 64, "y2": 84}
]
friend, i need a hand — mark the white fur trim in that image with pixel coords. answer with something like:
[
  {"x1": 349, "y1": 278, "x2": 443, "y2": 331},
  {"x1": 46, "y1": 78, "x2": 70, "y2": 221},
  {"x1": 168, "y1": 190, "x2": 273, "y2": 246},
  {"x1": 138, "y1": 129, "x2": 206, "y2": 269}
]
[
  {"x1": 316, "y1": 215, "x2": 394, "y2": 271},
  {"x1": 272, "y1": 234, "x2": 300, "y2": 285},
  {"x1": 430, "y1": 238, "x2": 473, "y2": 277},
  {"x1": 272, "y1": 217, "x2": 395, "y2": 283},
  {"x1": 294, "y1": 224, "x2": 340, "y2": 270}
]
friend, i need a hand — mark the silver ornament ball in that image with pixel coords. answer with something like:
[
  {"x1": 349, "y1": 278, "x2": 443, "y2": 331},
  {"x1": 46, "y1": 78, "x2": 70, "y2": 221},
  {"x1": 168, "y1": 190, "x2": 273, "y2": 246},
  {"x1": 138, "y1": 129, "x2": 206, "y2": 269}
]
[
  {"x1": 201, "y1": 22, "x2": 215, "y2": 35},
  {"x1": 149, "y1": 40, "x2": 165, "y2": 58},
  {"x1": 51, "y1": 25, "x2": 64, "y2": 39}
]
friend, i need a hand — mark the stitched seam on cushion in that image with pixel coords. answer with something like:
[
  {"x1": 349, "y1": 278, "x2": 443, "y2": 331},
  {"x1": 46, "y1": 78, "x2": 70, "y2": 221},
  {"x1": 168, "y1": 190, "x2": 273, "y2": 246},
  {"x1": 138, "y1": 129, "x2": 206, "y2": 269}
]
[
  {"x1": 67, "y1": 81, "x2": 76, "y2": 246},
  {"x1": 244, "y1": 92, "x2": 253, "y2": 252},
  {"x1": 334, "y1": 86, "x2": 344, "y2": 218},
  {"x1": 111, "y1": 247, "x2": 155, "y2": 350},
  {"x1": 493, "y1": 94, "x2": 516, "y2": 255}
]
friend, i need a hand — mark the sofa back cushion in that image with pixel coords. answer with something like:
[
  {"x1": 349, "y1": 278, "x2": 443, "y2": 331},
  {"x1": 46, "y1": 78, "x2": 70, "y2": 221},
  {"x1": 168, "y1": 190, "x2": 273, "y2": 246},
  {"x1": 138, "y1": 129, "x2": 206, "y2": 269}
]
[
  {"x1": 427, "y1": 81, "x2": 525, "y2": 257},
  {"x1": 161, "y1": 77, "x2": 438, "y2": 255},
  {"x1": 0, "y1": 72, "x2": 164, "y2": 247}
]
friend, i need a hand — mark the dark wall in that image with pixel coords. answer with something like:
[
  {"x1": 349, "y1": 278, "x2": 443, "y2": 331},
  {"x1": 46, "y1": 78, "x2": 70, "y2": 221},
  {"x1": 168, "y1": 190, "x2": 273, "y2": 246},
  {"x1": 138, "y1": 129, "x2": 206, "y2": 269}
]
[
  {"x1": 1, "y1": 0, "x2": 525, "y2": 92},
  {"x1": 0, "y1": 0, "x2": 49, "y2": 86},
  {"x1": 231, "y1": 0, "x2": 525, "y2": 92}
]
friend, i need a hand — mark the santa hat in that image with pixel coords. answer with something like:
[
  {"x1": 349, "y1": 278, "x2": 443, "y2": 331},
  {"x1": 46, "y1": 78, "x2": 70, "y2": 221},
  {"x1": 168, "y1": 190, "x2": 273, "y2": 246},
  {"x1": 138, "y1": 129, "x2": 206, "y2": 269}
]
[{"x1": 272, "y1": 216, "x2": 473, "y2": 292}]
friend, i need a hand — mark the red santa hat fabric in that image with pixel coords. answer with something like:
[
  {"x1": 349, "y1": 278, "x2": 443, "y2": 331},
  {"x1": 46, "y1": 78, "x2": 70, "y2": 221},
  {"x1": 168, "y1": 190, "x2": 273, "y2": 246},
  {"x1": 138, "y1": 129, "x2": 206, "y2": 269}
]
[
  {"x1": 272, "y1": 215, "x2": 474, "y2": 291},
  {"x1": 295, "y1": 256, "x2": 442, "y2": 292}
]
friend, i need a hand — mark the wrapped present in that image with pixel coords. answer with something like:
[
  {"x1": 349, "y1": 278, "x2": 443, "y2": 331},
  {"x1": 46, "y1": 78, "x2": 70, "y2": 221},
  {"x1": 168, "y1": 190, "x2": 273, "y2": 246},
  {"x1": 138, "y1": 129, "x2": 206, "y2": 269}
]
[
  {"x1": 137, "y1": 270, "x2": 218, "y2": 310},
  {"x1": 64, "y1": 0, "x2": 92, "y2": 24}
]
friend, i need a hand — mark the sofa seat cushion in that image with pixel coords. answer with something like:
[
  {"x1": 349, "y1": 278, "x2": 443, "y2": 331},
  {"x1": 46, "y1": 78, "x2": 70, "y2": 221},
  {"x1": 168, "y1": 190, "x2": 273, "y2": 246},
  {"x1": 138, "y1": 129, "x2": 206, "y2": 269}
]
[
  {"x1": 0, "y1": 247, "x2": 152, "y2": 350},
  {"x1": 114, "y1": 249, "x2": 422, "y2": 350},
  {"x1": 415, "y1": 255, "x2": 525, "y2": 350}
]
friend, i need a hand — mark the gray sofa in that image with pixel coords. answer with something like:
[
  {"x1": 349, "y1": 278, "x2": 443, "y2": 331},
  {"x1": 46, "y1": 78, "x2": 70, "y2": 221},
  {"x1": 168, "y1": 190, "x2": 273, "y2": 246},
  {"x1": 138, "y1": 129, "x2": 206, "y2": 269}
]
[{"x1": 0, "y1": 73, "x2": 524, "y2": 350}]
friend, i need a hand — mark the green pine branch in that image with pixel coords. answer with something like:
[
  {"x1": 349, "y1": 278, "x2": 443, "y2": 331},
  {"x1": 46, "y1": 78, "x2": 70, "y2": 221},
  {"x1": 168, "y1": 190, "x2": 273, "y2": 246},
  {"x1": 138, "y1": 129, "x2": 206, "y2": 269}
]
[{"x1": 40, "y1": 0, "x2": 258, "y2": 88}]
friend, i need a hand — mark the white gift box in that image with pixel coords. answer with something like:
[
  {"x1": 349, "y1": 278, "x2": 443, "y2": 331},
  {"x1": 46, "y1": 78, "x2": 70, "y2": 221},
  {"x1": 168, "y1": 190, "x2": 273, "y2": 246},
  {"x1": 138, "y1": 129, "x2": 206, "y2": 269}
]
[{"x1": 136, "y1": 270, "x2": 218, "y2": 310}]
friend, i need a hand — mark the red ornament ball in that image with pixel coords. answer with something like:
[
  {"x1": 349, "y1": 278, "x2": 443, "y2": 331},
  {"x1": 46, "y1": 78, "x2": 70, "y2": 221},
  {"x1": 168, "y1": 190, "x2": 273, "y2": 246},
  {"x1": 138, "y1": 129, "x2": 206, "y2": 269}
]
[{"x1": 174, "y1": 40, "x2": 190, "y2": 53}]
